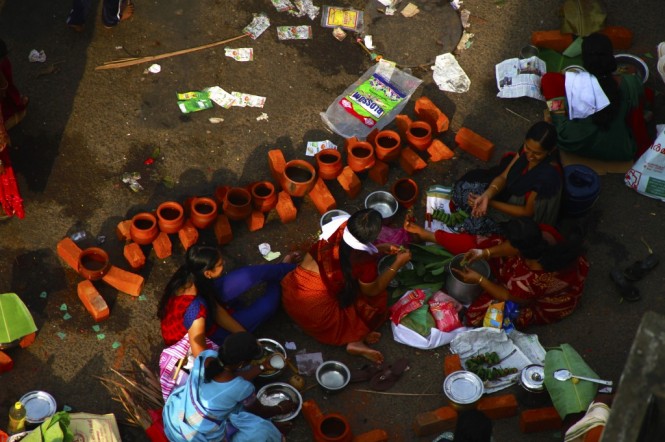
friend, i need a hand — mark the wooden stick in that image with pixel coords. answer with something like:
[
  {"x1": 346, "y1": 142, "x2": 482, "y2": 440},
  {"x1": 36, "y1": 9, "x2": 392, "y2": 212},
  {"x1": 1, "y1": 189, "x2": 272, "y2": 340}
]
[
  {"x1": 96, "y1": 33, "x2": 250, "y2": 70},
  {"x1": 172, "y1": 357, "x2": 186, "y2": 380},
  {"x1": 504, "y1": 107, "x2": 531, "y2": 123},
  {"x1": 353, "y1": 389, "x2": 440, "y2": 396}
]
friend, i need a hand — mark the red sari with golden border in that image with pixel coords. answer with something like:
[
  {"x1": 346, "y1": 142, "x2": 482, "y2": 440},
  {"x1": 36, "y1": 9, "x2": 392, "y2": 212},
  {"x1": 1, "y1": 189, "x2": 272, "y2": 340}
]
[{"x1": 281, "y1": 222, "x2": 386, "y2": 345}]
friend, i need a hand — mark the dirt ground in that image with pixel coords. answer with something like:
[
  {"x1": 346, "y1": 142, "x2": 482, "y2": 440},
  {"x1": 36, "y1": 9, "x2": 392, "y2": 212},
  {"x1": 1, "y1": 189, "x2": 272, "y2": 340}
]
[{"x1": 1, "y1": 0, "x2": 664, "y2": 440}]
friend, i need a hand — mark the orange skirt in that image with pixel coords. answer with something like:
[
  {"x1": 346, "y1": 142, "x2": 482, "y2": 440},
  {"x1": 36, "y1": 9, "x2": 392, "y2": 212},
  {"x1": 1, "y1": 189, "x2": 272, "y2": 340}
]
[{"x1": 281, "y1": 266, "x2": 387, "y2": 346}]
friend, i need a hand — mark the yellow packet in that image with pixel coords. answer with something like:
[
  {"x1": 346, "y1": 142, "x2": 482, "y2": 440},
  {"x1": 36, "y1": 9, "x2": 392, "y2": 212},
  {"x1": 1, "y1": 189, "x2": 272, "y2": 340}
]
[{"x1": 483, "y1": 301, "x2": 504, "y2": 329}]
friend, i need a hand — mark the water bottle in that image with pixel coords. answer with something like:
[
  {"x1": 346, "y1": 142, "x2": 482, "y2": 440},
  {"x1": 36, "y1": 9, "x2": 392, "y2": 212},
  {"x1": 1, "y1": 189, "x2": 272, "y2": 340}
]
[{"x1": 7, "y1": 401, "x2": 26, "y2": 435}]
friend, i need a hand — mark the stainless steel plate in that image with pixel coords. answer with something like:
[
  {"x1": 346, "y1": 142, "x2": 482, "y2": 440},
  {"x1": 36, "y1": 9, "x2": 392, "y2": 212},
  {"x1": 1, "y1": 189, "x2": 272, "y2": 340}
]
[
  {"x1": 19, "y1": 391, "x2": 57, "y2": 424},
  {"x1": 256, "y1": 382, "x2": 302, "y2": 422},
  {"x1": 443, "y1": 371, "x2": 484, "y2": 405}
]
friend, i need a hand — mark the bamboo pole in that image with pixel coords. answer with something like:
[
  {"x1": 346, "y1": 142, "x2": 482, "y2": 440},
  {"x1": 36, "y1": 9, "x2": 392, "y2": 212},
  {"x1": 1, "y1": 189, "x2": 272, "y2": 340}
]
[{"x1": 96, "y1": 33, "x2": 250, "y2": 70}]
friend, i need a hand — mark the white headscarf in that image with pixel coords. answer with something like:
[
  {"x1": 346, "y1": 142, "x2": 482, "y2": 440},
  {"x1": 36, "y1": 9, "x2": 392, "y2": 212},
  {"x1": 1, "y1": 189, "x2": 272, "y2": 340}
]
[{"x1": 320, "y1": 214, "x2": 379, "y2": 254}]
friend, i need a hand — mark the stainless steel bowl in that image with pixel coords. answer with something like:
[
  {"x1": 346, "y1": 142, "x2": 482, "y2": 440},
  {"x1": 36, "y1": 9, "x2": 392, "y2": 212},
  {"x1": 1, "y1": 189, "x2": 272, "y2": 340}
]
[
  {"x1": 443, "y1": 371, "x2": 484, "y2": 411},
  {"x1": 256, "y1": 382, "x2": 303, "y2": 422},
  {"x1": 378, "y1": 255, "x2": 414, "y2": 288},
  {"x1": 365, "y1": 191, "x2": 398, "y2": 219},
  {"x1": 257, "y1": 338, "x2": 287, "y2": 379},
  {"x1": 614, "y1": 53, "x2": 649, "y2": 84},
  {"x1": 315, "y1": 360, "x2": 351, "y2": 393},
  {"x1": 320, "y1": 209, "x2": 350, "y2": 229}
]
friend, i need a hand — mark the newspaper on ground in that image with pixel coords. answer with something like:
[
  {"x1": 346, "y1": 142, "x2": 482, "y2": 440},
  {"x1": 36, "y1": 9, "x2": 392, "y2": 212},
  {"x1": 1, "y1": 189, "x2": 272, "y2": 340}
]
[
  {"x1": 432, "y1": 53, "x2": 471, "y2": 93},
  {"x1": 495, "y1": 56, "x2": 546, "y2": 100},
  {"x1": 450, "y1": 327, "x2": 546, "y2": 393}
]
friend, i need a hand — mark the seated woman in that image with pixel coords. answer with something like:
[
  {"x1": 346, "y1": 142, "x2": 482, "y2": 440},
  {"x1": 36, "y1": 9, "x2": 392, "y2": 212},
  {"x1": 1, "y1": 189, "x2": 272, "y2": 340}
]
[
  {"x1": 452, "y1": 121, "x2": 562, "y2": 235},
  {"x1": 159, "y1": 245, "x2": 297, "y2": 357},
  {"x1": 281, "y1": 209, "x2": 412, "y2": 364},
  {"x1": 163, "y1": 331, "x2": 295, "y2": 442},
  {"x1": 0, "y1": 39, "x2": 28, "y2": 131},
  {"x1": 542, "y1": 32, "x2": 650, "y2": 161},
  {"x1": 405, "y1": 217, "x2": 589, "y2": 328}
]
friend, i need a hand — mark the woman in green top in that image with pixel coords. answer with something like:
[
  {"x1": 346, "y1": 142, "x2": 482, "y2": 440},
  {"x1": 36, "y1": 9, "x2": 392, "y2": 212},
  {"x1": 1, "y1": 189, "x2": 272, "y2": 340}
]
[{"x1": 541, "y1": 33, "x2": 650, "y2": 161}]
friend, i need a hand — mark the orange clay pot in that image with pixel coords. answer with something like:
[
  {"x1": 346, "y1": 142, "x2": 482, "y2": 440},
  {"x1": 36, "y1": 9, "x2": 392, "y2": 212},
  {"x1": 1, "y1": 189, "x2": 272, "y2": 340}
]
[
  {"x1": 315, "y1": 149, "x2": 344, "y2": 180},
  {"x1": 130, "y1": 212, "x2": 159, "y2": 245},
  {"x1": 190, "y1": 197, "x2": 218, "y2": 229},
  {"x1": 302, "y1": 400, "x2": 353, "y2": 442},
  {"x1": 222, "y1": 188, "x2": 253, "y2": 221},
  {"x1": 406, "y1": 121, "x2": 433, "y2": 151},
  {"x1": 374, "y1": 130, "x2": 402, "y2": 162},
  {"x1": 156, "y1": 201, "x2": 185, "y2": 234},
  {"x1": 250, "y1": 181, "x2": 278, "y2": 213},
  {"x1": 346, "y1": 139, "x2": 376, "y2": 173},
  {"x1": 391, "y1": 178, "x2": 419, "y2": 209},
  {"x1": 77, "y1": 247, "x2": 111, "y2": 281},
  {"x1": 280, "y1": 160, "x2": 317, "y2": 197}
]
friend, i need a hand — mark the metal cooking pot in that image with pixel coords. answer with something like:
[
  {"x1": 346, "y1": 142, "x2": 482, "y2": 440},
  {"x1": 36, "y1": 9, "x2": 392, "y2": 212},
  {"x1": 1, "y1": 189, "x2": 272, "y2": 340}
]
[{"x1": 445, "y1": 254, "x2": 491, "y2": 305}]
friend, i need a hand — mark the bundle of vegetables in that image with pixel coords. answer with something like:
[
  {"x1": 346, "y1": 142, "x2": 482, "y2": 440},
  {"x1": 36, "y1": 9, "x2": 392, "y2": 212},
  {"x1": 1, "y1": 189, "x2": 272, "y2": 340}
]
[
  {"x1": 465, "y1": 351, "x2": 518, "y2": 382},
  {"x1": 431, "y1": 209, "x2": 469, "y2": 226},
  {"x1": 395, "y1": 243, "x2": 454, "y2": 291}
]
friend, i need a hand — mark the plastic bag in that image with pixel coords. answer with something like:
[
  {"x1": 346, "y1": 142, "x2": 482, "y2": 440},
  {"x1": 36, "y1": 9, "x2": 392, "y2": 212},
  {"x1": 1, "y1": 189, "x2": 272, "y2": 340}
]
[
  {"x1": 428, "y1": 300, "x2": 462, "y2": 332},
  {"x1": 483, "y1": 301, "x2": 504, "y2": 328},
  {"x1": 502, "y1": 301, "x2": 520, "y2": 333},
  {"x1": 320, "y1": 60, "x2": 422, "y2": 139},
  {"x1": 624, "y1": 127, "x2": 665, "y2": 202},
  {"x1": 389, "y1": 289, "x2": 426, "y2": 325}
]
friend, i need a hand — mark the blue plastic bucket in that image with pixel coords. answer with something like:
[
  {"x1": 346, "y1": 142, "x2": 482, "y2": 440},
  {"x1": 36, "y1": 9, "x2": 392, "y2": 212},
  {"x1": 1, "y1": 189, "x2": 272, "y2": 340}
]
[{"x1": 561, "y1": 165, "x2": 600, "y2": 217}]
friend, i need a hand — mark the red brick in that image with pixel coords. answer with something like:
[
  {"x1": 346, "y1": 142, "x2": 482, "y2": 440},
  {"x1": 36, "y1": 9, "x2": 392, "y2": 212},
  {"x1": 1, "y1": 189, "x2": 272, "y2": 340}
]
[
  {"x1": 123, "y1": 242, "x2": 146, "y2": 270},
  {"x1": 413, "y1": 406, "x2": 458, "y2": 436},
  {"x1": 336, "y1": 166, "x2": 362, "y2": 199},
  {"x1": 214, "y1": 214, "x2": 233, "y2": 245},
  {"x1": 152, "y1": 231, "x2": 172, "y2": 259},
  {"x1": 353, "y1": 429, "x2": 389, "y2": 442},
  {"x1": 102, "y1": 265, "x2": 145, "y2": 297},
  {"x1": 427, "y1": 139, "x2": 455, "y2": 162},
  {"x1": 531, "y1": 30, "x2": 574, "y2": 53},
  {"x1": 276, "y1": 191, "x2": 297, "y2": 223},
  {"x1": 0, "y1": 350, "x2": 13, "y2": 373},
  {"x1": 19, "y1": 332, "x2": 36, "y2": 348},
  {"x1": 477, "y1": 394, "x2": 518, "y2": 420},
  {"x1": 600, "y1": 26, "x2": 633, "y2": 50},
  {"x1": 57, "y1": 237, "x2": 83, "y2": 272},
  {"x1": 415, "y1": 96, "x2": 449, "y2": 134},
  {"x1": 399, "y1": 147, "x2": 428, "y2": 175},
  {"x1": 368, "y1": 160, "x2": 390, "y2": 186},
  {"x1": 455, "y1": 128, "x2": 495, "y2": 162},
  {"x1": 116, "y1": 220, "x2": 132, "y2": 242},
  {"x1": 245, "y1": 210, "x2": 265, "y2": 232},
  {"x1": 307, "y1": 178, "x2": 336, "y2": 214},
  {"x1": 268, "y1": 149, "x2": 287, "y2": 184},
  {"x1": 444, "y1": 354, "x2": 463, "y2": 377},
  {"x1": 519, "y1": 407, "x2": 562, "y2": 433},
  {"x1": 77, "y1": 280, "x2": 110, "y2": 322},
  {"x1": 178, "y1": 220, "x2": 199, "y2": 251},
  {"x1": 394, "y1": 114, "x2": 413, "y2": 139}
]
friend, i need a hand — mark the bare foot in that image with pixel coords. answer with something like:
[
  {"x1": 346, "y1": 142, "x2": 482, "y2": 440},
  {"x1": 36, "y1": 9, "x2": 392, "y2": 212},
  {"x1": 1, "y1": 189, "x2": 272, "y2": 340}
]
[
  {"x1": 347, "y1": 341, "x2": 384, "y2": 364},
  {"x1": 364, "y1": 331, "x2": 381, "y2": 345},
  {"x1": 120, "y1": 0, "x2": 134, "y2": 21}
]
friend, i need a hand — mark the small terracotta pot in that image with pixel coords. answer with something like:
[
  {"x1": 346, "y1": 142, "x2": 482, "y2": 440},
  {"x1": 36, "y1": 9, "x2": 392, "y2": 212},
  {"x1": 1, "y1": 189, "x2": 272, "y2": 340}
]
[
  {"x1": 374, "y1": 130, "x2": 402, "y2": 162},
  {"x1": 280, "y1": 160, "x2": 317, "y2": 197},
  {"x1": 347, "y1": 139, "x2": 376, "y2": 172},
  {"x1": 156, "y1": 201, "x2": 185, "y2": 234},
  {"x1": 214, "y1": 185, "x2": 230, "y2": 206},
  {"x1": 223, "y1": 188, "x2": 253, "y2": 221},
  {"x1": 190, "y1": 197, "x2": 218, "y2": 229},
  {"x1": 406, "y1": 121, "x2": 433, "y2": 151},
  {"x1": 78, "y1": 247, "x2": 111, "y2": 281},
  {"x1": 130, "y1": 212, "x2": 160, "y2": 245},
  {"x1": 250, "y1": 181, "x2": 278, "y2": 213},
  {"x1": 316, "y1": 149, "x2": 343, "y2": 180},
  {"x1": 391, "y1": 178, "x2": 419, "y2": 209}
]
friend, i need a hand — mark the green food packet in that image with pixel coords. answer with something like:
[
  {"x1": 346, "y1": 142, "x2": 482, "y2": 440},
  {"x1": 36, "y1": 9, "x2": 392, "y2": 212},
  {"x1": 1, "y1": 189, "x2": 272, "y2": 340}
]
[
  {"x1": 178, "y1": 98, "x2": 213, "y2": 114},
  {"x1": 177, "y1": 91, "x2": 209, "y2": 101}
]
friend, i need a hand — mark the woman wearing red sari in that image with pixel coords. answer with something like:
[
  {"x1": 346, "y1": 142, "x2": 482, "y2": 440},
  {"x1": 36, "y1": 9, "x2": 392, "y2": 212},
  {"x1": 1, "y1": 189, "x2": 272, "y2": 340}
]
[
  {"x1": 405, "y1": 217, "x2": 588, "y2": 328},
  {"x1": 281, "y1": 209, "x2": 412, "y2": 363}
]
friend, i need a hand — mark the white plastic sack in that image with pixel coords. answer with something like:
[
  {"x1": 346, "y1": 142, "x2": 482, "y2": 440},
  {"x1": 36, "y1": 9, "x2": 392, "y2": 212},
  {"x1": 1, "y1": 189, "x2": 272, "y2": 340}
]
[
  {"x1": 625, "y1": 127, "x2": 665, "y2": 202},
  {"x1": 391, "y1": 322, "x2": 471, "y2": 350}
]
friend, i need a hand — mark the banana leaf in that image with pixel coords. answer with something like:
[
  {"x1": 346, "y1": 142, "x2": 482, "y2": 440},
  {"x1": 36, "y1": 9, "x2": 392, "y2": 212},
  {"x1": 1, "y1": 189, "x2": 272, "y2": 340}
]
[
  {"x1": 538, "y1": 48, "x2": 584, "y2": 74},
  {"x1": 544, "y1": 344, "x2": 598, "y2": 418},
  {"x1": 23, "y1": 411, "x2": 74, "y2": 442},
  {"x1": 0, "y1": 293, "x2": 37, "y2": 344},
  {"x1": 400, "y1": 299, "x2": 435, "y2": 337}
]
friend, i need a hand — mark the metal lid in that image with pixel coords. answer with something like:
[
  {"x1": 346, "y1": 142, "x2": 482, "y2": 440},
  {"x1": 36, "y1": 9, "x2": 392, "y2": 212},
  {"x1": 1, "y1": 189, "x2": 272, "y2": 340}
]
[
  {"x1": 443, "y1": 371, "x2": 484, "y2": 404},
  {"x1": 520, "y1": 364, "x2": 545, "y2": 392},
  {"x1": 19, "y1": 391, "x2": 57, "y2": 424}
]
